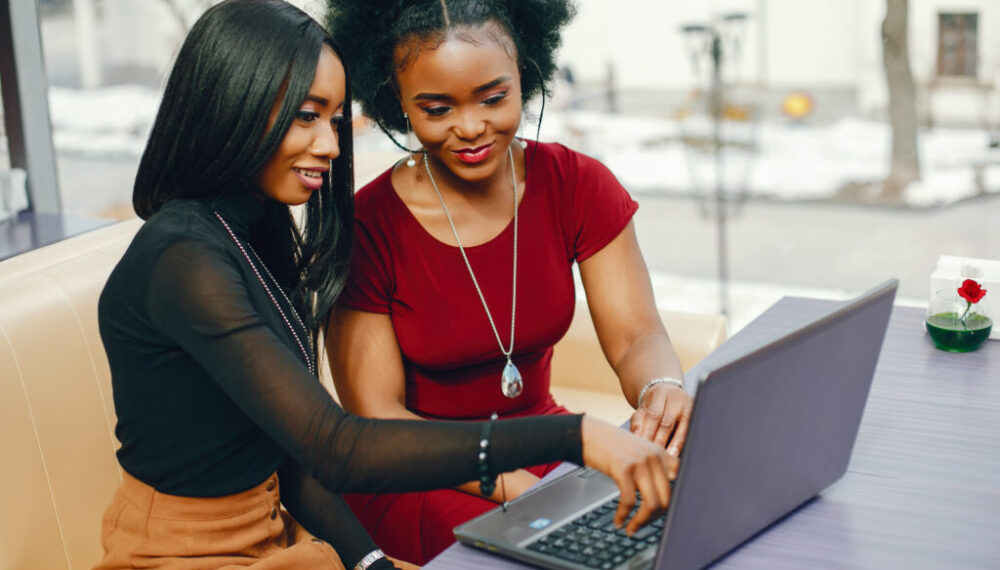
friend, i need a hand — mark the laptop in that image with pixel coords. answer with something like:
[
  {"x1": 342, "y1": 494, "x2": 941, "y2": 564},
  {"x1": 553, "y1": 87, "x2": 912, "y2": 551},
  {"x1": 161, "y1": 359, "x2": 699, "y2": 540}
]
[{"x1": 454, "y1": 279, "x2": 898, "y2": 570}]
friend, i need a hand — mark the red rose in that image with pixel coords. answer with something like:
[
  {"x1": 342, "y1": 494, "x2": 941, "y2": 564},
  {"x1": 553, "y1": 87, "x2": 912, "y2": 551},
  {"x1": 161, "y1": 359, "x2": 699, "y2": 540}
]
[{"x1": 957, "y1": 279, "x2": 986, "y2": 304}]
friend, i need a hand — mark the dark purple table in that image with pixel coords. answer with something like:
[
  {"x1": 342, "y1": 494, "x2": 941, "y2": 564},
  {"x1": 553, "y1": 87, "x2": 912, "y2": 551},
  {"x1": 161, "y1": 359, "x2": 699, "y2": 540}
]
[{"x1": 426, "y1": 298, "x2": 1000, "y2": 569}]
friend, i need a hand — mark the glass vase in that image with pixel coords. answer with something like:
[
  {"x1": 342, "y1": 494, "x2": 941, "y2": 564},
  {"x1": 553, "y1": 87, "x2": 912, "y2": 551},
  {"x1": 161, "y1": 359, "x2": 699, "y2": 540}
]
[{"x1": 925, "y1": 289, "x2": 992, "y2": 352}]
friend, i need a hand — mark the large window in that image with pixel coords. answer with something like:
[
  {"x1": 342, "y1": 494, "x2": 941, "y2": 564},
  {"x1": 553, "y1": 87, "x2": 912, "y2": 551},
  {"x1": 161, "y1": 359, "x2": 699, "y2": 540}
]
[
  {"x1": 9, "y1": 0, "x2": 997, "y2": 330},
  {"x1": 937, "y1": 13, "x2": 978, "y2": 78}
]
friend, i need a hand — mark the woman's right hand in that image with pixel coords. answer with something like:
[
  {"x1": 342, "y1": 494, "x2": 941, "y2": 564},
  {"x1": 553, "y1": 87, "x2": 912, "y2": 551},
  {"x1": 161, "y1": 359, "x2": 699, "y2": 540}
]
[{"x1": 580, "y1": 415, "x2": 679, "y2": 535}]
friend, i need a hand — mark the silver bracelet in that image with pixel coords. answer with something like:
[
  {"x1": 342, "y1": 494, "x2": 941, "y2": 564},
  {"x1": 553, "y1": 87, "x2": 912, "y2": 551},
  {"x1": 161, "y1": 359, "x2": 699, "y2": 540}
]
[
  {"x1": 637, "y1": 377, "x2": 685, "y2": 407},
  {"x1": 354, "y1": 549, "x2": 386, "y2": 570}
]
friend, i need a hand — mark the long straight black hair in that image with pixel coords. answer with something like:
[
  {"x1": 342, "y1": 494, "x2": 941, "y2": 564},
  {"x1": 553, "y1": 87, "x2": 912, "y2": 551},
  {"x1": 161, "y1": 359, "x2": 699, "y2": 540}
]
[{"x1": 134, "y1": 0, "x2": 354, "y2": 357}]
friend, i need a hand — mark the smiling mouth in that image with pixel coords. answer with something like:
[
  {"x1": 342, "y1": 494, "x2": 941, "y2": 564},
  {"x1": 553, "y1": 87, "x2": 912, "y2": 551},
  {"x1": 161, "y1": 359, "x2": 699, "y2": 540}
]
[
  {"x1": 453, "y1": 143, "x2": 494, "y2": 164},
  {"x1": 293, "y1": 167, "x2": 324, "y2": 190},
  {"x1": 293, "y1": 167, "x2": 322, "y2": 178}
]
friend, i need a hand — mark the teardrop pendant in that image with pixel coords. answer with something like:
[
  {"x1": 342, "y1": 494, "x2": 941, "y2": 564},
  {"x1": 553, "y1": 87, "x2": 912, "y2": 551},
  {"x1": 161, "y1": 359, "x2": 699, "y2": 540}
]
[{"x1": 501, "y1": 359, "x2": 523, "y2": 398}]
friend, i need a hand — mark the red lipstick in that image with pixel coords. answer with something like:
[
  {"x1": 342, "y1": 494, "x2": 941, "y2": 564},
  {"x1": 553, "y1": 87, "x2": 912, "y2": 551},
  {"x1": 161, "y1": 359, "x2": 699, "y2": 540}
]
[{"x1": 454, "y1": 143, "x2": 494, "y2": 164}]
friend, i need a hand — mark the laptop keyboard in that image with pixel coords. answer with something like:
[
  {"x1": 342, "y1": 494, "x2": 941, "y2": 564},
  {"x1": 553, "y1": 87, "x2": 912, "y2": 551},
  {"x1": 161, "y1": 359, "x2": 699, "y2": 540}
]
[{"x1": 525, "y1": 496, "x2": 664, "y2": 569}]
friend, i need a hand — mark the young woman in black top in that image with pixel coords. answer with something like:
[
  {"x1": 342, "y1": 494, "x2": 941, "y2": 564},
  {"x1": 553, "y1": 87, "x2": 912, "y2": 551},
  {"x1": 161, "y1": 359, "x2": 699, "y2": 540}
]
[{"x1": 94, "y1": 1, "x2": 676, "y2": 568}]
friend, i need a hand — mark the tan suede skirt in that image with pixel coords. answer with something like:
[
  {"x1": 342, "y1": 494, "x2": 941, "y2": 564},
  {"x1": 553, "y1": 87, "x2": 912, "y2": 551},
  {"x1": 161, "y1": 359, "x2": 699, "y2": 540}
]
[{"x1": 93, "y1": 471, "x2": 345, "y2": 570}]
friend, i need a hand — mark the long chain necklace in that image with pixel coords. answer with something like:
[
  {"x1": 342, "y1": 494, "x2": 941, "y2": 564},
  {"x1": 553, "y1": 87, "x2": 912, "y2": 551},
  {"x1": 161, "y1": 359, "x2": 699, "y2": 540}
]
[
  {"x1": 213, "y1": 211, "x2": 316, "y2": 376},
  {"x1": 423, "y1": 146, "x2": 522, "y2": 398}
]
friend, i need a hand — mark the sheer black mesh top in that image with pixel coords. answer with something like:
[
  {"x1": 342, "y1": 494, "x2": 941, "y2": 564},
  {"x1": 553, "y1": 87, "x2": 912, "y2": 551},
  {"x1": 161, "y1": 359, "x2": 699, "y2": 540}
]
[{"x1": 98, "y1": 192, "x2": 583, "y2": 497}]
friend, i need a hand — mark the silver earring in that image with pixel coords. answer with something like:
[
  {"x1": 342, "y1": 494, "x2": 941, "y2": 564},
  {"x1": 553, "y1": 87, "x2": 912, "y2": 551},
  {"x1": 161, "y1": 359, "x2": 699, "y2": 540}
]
[{"x1": 404, "y1": 113, "x2": 418, "y2": 167}]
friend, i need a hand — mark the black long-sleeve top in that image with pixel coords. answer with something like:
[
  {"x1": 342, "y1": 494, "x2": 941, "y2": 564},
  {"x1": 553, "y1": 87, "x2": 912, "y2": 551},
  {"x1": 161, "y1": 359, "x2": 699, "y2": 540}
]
[{"x1": 98, "y1": 192, "x2": 583, "y2": 567}]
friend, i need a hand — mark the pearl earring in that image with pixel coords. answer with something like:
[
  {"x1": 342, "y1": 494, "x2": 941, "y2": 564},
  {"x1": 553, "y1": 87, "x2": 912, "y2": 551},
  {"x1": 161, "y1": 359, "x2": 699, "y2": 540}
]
[
  {"x1": 404, "y1": 113, "x2": 418, "y2": 167},
  {"x1": 516, "y1": 117, "x2": 528, "y2": 149}
]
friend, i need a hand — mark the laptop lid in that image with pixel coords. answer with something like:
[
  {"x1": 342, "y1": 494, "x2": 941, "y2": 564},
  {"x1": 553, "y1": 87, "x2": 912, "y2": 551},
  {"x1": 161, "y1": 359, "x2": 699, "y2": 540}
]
[
  {"x1": 455, "y1": 279, "x2": 897, "y2": 570},
  {"x1": 656, "y1": 279, "x2": 897, "y2": 569}
]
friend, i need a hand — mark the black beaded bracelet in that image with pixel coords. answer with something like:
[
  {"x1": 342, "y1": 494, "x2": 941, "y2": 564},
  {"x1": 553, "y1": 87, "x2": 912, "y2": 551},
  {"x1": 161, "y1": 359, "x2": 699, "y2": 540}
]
[{"x1": 478, "y1": 412, "x2": 499, "y2": 497}]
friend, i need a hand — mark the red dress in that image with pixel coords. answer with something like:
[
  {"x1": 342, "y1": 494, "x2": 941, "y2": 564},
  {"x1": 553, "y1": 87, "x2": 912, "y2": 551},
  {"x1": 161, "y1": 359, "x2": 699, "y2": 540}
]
[{"x1": 339, "y1": 141, "x2": 639, "y2": 563}]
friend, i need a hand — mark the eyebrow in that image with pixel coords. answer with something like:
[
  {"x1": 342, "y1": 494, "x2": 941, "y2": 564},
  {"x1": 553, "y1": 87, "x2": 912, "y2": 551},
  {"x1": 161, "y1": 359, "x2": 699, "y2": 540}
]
[
  {"x1": 304, "y1": 94, "x2": 330, "y2": 106},
  {"x1": 303, "y1": 95, "x2": 345, "y2": 112},
  {"x1": 412, "y1": 76, "x2": 512, "y2": 101}
]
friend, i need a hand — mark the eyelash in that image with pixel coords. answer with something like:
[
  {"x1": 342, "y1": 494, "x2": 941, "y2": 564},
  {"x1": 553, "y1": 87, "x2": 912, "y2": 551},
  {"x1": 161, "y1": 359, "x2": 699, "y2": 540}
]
[
  {"x1": 296, "y1": 110, "x2": 320, "y2": 122},
  {"x1": 423, "y1": 106, "x2": 450, "y2": 117},
  {"x1": 297, "y1": 110, "x2": 346, "y2": 127},
  {"x1": 420, "y1": 90, "x2": 509, "y2": 117},
  {"x1": 483, "y1": 91, "x2": 508, "y2": 105}
]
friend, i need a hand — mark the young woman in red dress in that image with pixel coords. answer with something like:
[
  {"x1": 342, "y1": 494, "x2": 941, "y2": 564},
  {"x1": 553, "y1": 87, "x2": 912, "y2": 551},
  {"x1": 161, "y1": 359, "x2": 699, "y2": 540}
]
[
  {"x1": 325, "y1": 1, "x2": 694, "y2": 564},
  {"x1": 93, "y1": 2, "x2": 677, "y2": 568}
]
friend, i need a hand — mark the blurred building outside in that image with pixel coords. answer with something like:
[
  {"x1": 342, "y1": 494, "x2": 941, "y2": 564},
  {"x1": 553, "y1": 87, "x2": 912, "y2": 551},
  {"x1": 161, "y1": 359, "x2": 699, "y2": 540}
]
[{"x1": 2, "y1": 0, "x2": 999, "y2": 333}]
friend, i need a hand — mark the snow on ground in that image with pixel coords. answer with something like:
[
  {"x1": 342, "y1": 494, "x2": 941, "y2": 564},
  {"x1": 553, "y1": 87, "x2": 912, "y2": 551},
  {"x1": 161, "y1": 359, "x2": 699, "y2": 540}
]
[
  {"x1": 48, "y1": 85, "x2": 1000, "y2": 207},
  {"x1": 49, "y1": 85, "x2": 159, "y2": 158},
  {"x1": 539, "y1": 111, "x2": 1000, "y2": 207}
]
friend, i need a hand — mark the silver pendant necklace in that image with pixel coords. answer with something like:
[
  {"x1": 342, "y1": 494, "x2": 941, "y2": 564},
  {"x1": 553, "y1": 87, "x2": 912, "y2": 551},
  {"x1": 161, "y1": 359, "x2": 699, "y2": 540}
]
[{"x1": 423, "y1": 145, "x2": 522, "y2": 398}]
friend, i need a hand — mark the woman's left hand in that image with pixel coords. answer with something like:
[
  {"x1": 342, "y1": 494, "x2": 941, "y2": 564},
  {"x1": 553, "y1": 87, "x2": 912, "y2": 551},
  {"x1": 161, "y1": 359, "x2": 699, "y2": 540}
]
[{"x1": 629, "y1": 383, "x2": 693, "y2": 456}]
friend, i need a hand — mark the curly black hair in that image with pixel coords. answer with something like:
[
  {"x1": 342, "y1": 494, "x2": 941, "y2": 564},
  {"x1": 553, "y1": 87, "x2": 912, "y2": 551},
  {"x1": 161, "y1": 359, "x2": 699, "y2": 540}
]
[{"x1": 326, "y1": 0, "x2": 575, "y2": 137}]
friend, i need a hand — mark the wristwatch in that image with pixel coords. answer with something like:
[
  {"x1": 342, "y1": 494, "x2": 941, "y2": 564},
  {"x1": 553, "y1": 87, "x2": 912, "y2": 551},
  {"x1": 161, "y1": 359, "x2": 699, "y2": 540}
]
[{"x1": 354, "y1": 548, "x2": 386, "y2": 570}]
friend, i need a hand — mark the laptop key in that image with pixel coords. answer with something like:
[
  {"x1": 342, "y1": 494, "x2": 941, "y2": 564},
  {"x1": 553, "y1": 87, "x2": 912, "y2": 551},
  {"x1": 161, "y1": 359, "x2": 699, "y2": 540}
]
[
  {"x1": 524, "y1": 493, "x2": 662, "y2": 568},
  {"x1": 631, "y1": 524, "x2": 660, "y2": 541},
  {"x1": 527, "y1": 543, "x2": 552, "y2": 554},
  {"x1": 587, "y1": 510, "x2": 616, "y2": 530}
]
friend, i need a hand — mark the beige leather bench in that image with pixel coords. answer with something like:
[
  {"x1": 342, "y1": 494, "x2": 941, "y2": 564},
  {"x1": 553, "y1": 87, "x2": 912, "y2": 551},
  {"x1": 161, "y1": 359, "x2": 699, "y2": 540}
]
[
  {"x1": 0, "y1": 219, "x2": 724, "y2": 569},
  {"x1": 550, "y1": 302, "x2": 727, "y2": 424},
  {"x1": 1, "y1": 219, "x2": 142, "y2": 570}
]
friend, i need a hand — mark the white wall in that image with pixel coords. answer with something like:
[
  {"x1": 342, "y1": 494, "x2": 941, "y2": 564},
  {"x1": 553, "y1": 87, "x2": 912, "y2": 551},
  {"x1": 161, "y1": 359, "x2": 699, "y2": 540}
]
[
  {"x1": 86, "y1": 0, "x2": 1000, "y2": 126},
  {"x1": 558, "y1": 0, "x2": 862, "y2": 90},
  {"x1": 100, "y1": 0, "x2": 193, "y2": 80},
  {"x1": 858, "y1": 0, "x2": 1000, "y2": 125},
  {"x1": 760, "y1": 0, "x2": 861, "y2": 88},
  {"x1": 96, "y1": 0, "x2": 327, "y2": 86}
]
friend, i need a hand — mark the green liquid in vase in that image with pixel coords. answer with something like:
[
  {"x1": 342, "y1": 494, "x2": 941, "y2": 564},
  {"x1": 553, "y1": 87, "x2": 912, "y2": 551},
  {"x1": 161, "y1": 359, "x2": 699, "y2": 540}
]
[{"x1": 926, "y1": 312, "x2": 993, "y2": 352}]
